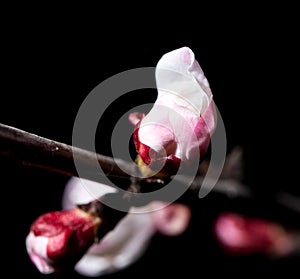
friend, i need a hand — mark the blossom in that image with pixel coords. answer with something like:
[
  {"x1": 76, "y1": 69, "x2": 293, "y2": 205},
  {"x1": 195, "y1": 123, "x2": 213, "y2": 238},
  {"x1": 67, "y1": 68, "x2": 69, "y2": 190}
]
[
  {"x1": 213, "y1": 212, "x2": 294, "y2": 256},
  {"x1": 131, "y1": 46, "x2": 216, "y2": 175},
  {"x1": 26, "y1": 177, "x2": 190, "y2": 276},
  {"x1": 26, "y1": 206, "x2": 100, "y2": 274},
  {"x1": 63, "y1": 177, "x2": 190, "y2": 277}
]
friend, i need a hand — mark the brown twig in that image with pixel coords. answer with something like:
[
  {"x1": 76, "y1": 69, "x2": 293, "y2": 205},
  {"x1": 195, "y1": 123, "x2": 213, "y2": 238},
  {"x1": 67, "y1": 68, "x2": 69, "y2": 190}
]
[
  {"x1": 2, "y1": 122, "x2": 300, "y2": 224},
  {"x1": 0, "y1": 123, "x2": 140, "y2": 188},
  {"x1": 0, "y1": 123, "x2": 250, "y2": 197}
]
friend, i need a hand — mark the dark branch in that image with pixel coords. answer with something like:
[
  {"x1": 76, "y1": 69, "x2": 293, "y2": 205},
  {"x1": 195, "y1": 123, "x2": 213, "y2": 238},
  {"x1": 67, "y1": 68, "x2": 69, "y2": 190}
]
[
  {"x1": 2, "y1": 122, "x2": 300, "y2": 225},
  {"x1": 0, "y1": 123, "x2": 140, "y2": 187},
  {"x1": 0, "y1": 123, "x2": 251, "y2": 198}
]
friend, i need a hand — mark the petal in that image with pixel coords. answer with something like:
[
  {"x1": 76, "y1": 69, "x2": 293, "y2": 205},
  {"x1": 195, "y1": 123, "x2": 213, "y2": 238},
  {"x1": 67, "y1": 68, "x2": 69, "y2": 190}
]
[
  {"x1": 213, "y1": 212, "x2": 292, "y2": 255},
  {"x1": 156, "y1": 47, "x2": 212, "y2": 100},
  {"x1": 62, "y1": 177, "x2": 156, "y2": 277},
  {"x1": 75, "y1": 254, "x2": 113, "y2": 277},
  {"x1": 150, "y1": 201, "x2": 191, "y2": 236},
  {"x1": 128, "y1": 112, "x2": 145, "y2": 126},
  {"x1": 26, "y1": 232, "x2": 54, "y2": 274},
  {"x1": 138, "y1": 47, "x2": 216, "y2": 162},
  {"x1": 62, "y1": 177, "x2": 117, "y2": 209},
  {"x1": 156, "y1": 46, "x2": 212, "y2": 115},
  {"x1": 75, "y1": 205, "x2": 155, "y2": 277},
  {"x1": 193, "y1": 100, "x2": 217, "y2": 156}
]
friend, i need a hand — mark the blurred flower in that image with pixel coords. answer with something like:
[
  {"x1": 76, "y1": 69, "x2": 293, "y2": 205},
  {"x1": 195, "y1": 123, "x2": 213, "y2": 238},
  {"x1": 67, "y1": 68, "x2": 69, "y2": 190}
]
[
  {"x1": 213, "y1": 212, "x2": 294, "y2": 256},
  {"x1": 130, "y1": 46, "x2": 216, "y2": 175},
  {"x1": 63, "y1": 177, "x2": 191, "y2": 277},
  {"x1": 26, "y1": 207, "x2": 100, "y2": 274},
  {"x1": 25, "y1": 177, "x2": 191, "y2": 276}
]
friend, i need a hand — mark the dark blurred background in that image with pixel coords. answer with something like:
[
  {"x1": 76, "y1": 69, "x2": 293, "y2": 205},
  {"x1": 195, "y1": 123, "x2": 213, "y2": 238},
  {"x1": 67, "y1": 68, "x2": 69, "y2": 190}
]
[{"x1": 1, "y1": 5, "x2": 298, "y2": 278}]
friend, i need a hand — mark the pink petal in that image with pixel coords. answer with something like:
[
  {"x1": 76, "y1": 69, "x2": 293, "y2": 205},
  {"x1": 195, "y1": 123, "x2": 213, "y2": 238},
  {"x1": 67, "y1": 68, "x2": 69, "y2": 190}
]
[
  {"x1": 214, "y1": 212, "x2": 292, "y2": 255},
  {"x1": 128, "y1": 112, "x2": 145, "y2": 126},
  {"x1": 194, "y1": 101, "x2": 217, "y2": 156},
  {"x1": 150, "y1": 201, "x2": 191, "y2": 236}
]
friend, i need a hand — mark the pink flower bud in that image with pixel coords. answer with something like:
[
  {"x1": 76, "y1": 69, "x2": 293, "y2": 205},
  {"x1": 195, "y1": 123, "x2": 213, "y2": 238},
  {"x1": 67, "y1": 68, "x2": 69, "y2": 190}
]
[
  {"x1": 26, "y1": 208, "x2": 100, "y2": 274},
  {"x1": 132, "y1": 47, "x2": 216, "y2": 175},
  {"x1": 214, "y1": 212, "x2": 293, "y2": 256}
]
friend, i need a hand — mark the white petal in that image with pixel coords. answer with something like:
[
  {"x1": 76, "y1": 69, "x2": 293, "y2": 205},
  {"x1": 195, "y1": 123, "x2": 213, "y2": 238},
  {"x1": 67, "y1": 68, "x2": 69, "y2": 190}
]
[
  {"x1": 75, "y1": 254, "x2": 113, "y2": 277},
  {"x1": 156, "y1": 46, "x2": 211, "y2": 115},
  {"x1": 74, "y1": 205, "x2": 155, "y2": 277},
  {"x1": 62, "y1": 178, "x2": 156, "y2": 277},
  {"x1": 62, "y1": 177, "x2": 117, "y2": 209},
  {"x1": 139, "y1": 47, "x2": 213, "y2": 160},
  {"x1": 26, "y1": 232, "x2": 54, "y2": 274}
]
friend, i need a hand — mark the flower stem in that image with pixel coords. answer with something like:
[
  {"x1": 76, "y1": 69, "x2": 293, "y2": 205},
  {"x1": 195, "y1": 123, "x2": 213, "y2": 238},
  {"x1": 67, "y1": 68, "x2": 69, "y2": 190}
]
[
  {"x1": 0, "y1": 123, "x2": 140, "y2": 188},
  {"x1": 1, "y1": 121, "x2": 299, "y2": 221}
]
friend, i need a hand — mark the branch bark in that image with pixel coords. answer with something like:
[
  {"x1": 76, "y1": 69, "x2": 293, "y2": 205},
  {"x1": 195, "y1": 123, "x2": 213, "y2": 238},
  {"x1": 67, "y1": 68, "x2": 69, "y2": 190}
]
[
  {"x1": 0, "y1": 123, "x2": 140, "y2": 188},
  {"x1": 2, "y1": 122, "x2": 300, "y2": 223},
  {"x1": 0, "y1": 123, "x2": 250, "y2": 197}
]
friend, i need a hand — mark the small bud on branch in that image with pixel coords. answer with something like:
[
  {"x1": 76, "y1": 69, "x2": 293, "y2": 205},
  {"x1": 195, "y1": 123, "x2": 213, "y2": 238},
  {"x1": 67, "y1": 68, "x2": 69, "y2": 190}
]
[{"x1": 26, "y1": 193, "x2": 128, "y2": 274}]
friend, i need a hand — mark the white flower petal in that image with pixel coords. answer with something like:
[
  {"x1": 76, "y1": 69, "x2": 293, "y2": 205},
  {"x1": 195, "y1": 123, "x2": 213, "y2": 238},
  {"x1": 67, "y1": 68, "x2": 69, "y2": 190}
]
[
  {"x1": 138, "y1": 47, "x2": 214, "y2": 161},
  {"x1": 75, "y1": 207, "x2": 155, "y2": 277},
  {"x1": 62, "y1": 177, "x2": 117, "y2": 209},
  {"x1": 75, "y1": 254, "x2": 113, "y2": 277},
  {"x1": 26, "y1": 232, "x2": 54, "y2": 274},
  {"x1": 156, "y1": 46, "x2": 211, "y2": 115},
  {"x1": 62, "y1": 178, "x2": 156, "y2": 277}
]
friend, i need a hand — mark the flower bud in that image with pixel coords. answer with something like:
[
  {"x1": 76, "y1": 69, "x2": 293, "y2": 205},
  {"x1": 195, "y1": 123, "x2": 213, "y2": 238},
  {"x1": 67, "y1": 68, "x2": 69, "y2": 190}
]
[
  {"x1": 26, "y1": 207, "x2": 100, "y2": 274},
  {"x1": 214, "y1": 212, "x2": 293, "y2": 256},
  {"x1": 132, "y1": 47, "x2": 216, "y2": 175}
]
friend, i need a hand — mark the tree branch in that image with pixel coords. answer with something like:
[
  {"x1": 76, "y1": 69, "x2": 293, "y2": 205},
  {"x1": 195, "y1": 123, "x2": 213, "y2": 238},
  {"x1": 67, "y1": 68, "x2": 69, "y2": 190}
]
[
  {"x1": 2, "y1": 122, "x2": 300, "y2": 225},
  {"x1": 0, "y1": 123, "x2": 140, "y2": 188},
  {"x1": 0, "y1": 123, "x2": 249, "y2": 197}
]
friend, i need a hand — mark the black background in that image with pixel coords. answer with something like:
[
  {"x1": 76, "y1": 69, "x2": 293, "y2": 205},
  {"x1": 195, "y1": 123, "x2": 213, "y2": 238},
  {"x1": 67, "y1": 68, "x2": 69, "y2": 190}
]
[{"x1": 1, "y1": 5, "x2": 298, "y2": 278}]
